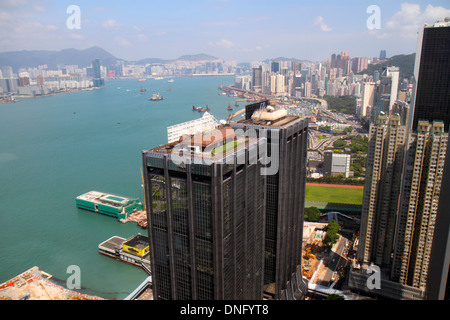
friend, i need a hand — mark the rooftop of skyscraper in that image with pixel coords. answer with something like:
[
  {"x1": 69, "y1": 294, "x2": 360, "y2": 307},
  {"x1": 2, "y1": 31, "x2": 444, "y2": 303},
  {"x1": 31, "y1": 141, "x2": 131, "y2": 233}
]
[
  {"x1": 145, "y1": 126, "x2": 263, "y2": 164},
  {"x1": 234, "y1": 105, "x2": 303, "y2": 128},
  {"x1": 427, "y1": 17, "x2": 450, "y2": 28}
]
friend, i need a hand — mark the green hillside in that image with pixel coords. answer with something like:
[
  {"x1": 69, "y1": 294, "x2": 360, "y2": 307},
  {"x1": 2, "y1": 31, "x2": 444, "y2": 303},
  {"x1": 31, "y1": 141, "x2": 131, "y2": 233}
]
[{"x1": 359, "y1": 53, "x2": 416, "y2": 80}]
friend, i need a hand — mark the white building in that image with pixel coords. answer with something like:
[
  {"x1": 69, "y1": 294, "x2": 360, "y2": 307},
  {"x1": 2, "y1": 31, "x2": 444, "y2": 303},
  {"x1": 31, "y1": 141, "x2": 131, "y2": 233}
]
[
  {"x1": 323, "y1": 152, "x2": 351, "y2": 178},
  {"x1": 167, "y1": 112, "x2": 220, "y2": 143}
]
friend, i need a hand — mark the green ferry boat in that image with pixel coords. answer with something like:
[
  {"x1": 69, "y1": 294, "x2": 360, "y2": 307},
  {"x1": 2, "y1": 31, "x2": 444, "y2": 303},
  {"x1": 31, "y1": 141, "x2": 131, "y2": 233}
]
[{"x1": 76, "y1": 191, "x2": 143, "y2": 220}]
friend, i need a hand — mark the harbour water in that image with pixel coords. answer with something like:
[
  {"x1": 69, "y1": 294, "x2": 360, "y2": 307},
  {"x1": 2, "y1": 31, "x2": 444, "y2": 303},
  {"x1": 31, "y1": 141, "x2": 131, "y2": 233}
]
[{"x1": 0, "y1": 76, "x2": 239, "y2": 299}]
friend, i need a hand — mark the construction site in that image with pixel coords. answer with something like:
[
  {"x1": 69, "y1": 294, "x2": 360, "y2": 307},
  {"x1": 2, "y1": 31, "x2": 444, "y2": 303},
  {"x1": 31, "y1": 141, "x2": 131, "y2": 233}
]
[
  {"x1": 0, "y1": 266, "x2": 103, "y2": 300},
  {"x1": 302, "y1": 222, "x2": 328, "y2": 282}
]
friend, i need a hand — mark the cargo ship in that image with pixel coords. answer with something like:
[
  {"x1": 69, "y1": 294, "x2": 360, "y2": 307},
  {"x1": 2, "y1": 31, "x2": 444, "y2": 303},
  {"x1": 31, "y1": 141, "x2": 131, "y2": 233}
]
[{"x1": 76, "y1": 191, "x2": 143, "y2": 220}]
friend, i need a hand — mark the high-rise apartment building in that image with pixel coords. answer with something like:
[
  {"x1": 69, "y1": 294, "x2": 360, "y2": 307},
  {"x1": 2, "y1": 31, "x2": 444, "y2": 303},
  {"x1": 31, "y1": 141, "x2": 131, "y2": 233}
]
[
  {"x1": 351, "y1": 19, "x2": 450, "y2": 300},
  {"x1": 376, "y1": 67, "x2": 399, "y2": 117},
  {"x1": 231, "y1": 101, "x2": 309, "y2": 300},
  {"x1": 262, "y1": 71, "x2": 271, "y2": 95},
  {"x1": 357, "y1": 114, "x2": 407, "y2": 267},
  {"x1": 428, "y1": 136, "x2": 450, "y2": 300},
  {"x1": 142, "y1": 127, "x2": 266, "y2": 300},
  {"x1": 391, "y1": 120, "x2": 448, "y2": 289},
  {"x1": 352, "y1": 118, "x2": 448, "y2": 300},
  {"x1": 0, "y1": 66, "x2": 13, "y2": 79},
  {"x1": 252, "y1": 65, "x2": 263, "y2": 92},
  {"x1": 357, "y1": 82, "x2": 376, "y2": 120},
  {"x1": 351, "y1": 57, "x2": 369, "y2": 74}
]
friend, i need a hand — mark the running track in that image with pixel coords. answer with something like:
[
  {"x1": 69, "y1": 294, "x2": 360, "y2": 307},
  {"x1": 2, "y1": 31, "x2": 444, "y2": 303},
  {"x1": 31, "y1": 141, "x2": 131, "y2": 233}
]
[{"x1": 306, "y1": 183, "x2": 364, "y2": 189}]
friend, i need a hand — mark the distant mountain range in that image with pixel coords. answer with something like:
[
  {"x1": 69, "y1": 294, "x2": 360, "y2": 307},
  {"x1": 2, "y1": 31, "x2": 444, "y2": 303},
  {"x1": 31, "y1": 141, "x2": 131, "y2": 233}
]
[
  {"x1": 0, "y1": 47, "x2": 117, "y2": 71},
  {"x1": 134, "y1": 53, "x2": 220, "y2": 66},
  {"x1": 0, "y1": 46, "x2": 416, "y2": 78},
  {"x1": 0, "y1": 47, "x2": 221, "y2": 71},
  {"x1": 263, "y1": 57, "x2": 314, "y2": 64}
]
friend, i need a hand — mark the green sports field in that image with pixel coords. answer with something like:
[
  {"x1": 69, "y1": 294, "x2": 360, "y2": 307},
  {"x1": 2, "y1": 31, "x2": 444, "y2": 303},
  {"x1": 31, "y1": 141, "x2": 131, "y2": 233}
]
[{"x1": 305, "y1": 184, "x2": 363, "y2": 205}]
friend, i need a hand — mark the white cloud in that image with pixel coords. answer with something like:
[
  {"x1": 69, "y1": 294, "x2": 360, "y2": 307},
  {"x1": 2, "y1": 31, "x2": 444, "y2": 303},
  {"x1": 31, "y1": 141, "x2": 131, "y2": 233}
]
[
  {"x1": 33, "y1": 4, "x2": 45, "y2": 12},
  {"x1": 69, "y1": 33, "x2": 84, "y2": 41},
  {"x1": 136, "y1": 34, "x2": 147, "y2": 41},
  {"x1": 102, "y1": 19, "x2": 121, "y2": 30},
  {"x1": 385, "y1": 3, "x2": 450, "y2": 39},
  {"x1": 114, "y1": 35, "x2": 131, "y2": 47},
  {"x1": 46, "y1": 25, "x2": 58, "y2": 31},
  {"x1": 0, "y1": 0, "x2": 27, "y2": 8},
  {"x1": 133, "y1": 25, "x2": 143, "y2": 32},
  {"x1": 208, "y1": 38, "x2": 234, "y2": 49},
  {"x1": 314, "y1": 16, "x2": 332, "y2": 32}
]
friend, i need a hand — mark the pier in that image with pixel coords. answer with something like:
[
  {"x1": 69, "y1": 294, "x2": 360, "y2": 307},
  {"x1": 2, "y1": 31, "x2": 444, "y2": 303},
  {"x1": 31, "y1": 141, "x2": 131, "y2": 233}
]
[{"x1": 98, "y1": 235, "x2": 151, "y2": 275}]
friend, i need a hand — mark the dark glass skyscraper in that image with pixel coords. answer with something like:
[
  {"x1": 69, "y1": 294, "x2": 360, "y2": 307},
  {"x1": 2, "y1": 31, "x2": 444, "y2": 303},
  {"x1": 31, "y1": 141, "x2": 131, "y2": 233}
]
[
  {"x1": 231, "y1": 101, "x2": 309, "y2": 300},
  {"x1": 92, "y1": 58, "x2": 105, "y2": 87},
  {"x1": 271, "y1": 61, "x2": 280, "y2": 73},
  {"x1": 142, "y1": 127, "x2": 266, "y2": 300},
  {"x1": 410, "y1": 19, "x2": 450, "y2": 300},
  {"x1": 410, "y1": 21, "x2": 450, "y2": 132}
]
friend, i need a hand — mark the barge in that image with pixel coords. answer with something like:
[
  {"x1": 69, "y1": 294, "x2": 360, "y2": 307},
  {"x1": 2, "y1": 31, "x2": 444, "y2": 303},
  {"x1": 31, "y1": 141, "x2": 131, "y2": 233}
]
[{"x1": 76, "y1": 191, "x2": 143, "y2": 220}]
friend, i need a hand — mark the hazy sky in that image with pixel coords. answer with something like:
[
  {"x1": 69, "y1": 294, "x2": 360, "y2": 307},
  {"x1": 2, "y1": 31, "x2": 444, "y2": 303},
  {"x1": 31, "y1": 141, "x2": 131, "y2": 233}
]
[{"x1": 1, "y1": 0, "x2": 450, "y2": 63}]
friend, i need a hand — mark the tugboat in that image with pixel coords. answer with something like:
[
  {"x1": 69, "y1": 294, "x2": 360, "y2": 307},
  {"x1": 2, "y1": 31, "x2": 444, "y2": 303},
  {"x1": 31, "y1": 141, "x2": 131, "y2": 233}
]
[
  {"x1": 198, "y1": 105, "x2": 210, "y2": 112},
  {"x1": 149, "y1": 93, "x2": 163, "y2": 101},
  {"x1": 227, "y1": 103, "x2": 233, "y2": 111}
]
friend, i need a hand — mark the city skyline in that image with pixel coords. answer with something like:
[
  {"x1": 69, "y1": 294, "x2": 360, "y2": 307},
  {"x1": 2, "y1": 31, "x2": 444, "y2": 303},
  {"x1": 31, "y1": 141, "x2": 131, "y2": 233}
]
[{"x1": 1, "y1": 1, "x2": 450, "y2": 63}]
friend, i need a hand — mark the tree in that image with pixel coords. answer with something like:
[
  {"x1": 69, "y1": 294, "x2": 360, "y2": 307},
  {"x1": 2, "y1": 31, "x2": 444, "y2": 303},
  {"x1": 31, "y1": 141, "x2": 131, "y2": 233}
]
[
  {"x1": 333, "y1": 139, "x2": 346, "y2": 149},
  {"x1": 305, "y1": 206, "x2": 321, "y2": 222},
  {"x1": 344, "y1": 126, "x2": 353, "y2": 134},
  {"x1": 323, "y1": 219, "x2": 340, "y2": 245}
]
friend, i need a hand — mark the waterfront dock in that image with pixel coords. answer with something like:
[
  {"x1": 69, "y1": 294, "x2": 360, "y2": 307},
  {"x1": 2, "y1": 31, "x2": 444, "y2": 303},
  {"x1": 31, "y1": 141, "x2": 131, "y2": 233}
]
[
  {"x1": 98, "y1": 235, "x2": 151, "y2": 275},
  {"x1": 76, "y1": 191, "x2": 143, "y2": 221}
]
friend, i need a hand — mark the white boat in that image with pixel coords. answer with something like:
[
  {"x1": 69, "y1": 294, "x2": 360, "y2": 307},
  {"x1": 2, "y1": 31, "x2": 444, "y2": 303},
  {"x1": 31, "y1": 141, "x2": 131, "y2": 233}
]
[{"x1": 168, "y1": 79, "x2": 174, "y2": 83}]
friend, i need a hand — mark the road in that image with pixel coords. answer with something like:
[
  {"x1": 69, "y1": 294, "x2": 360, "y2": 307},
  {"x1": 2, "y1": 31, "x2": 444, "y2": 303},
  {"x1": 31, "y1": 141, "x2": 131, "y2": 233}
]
[{"x1": 317, "y1": 235, "x2": 349, "y2": 285}]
